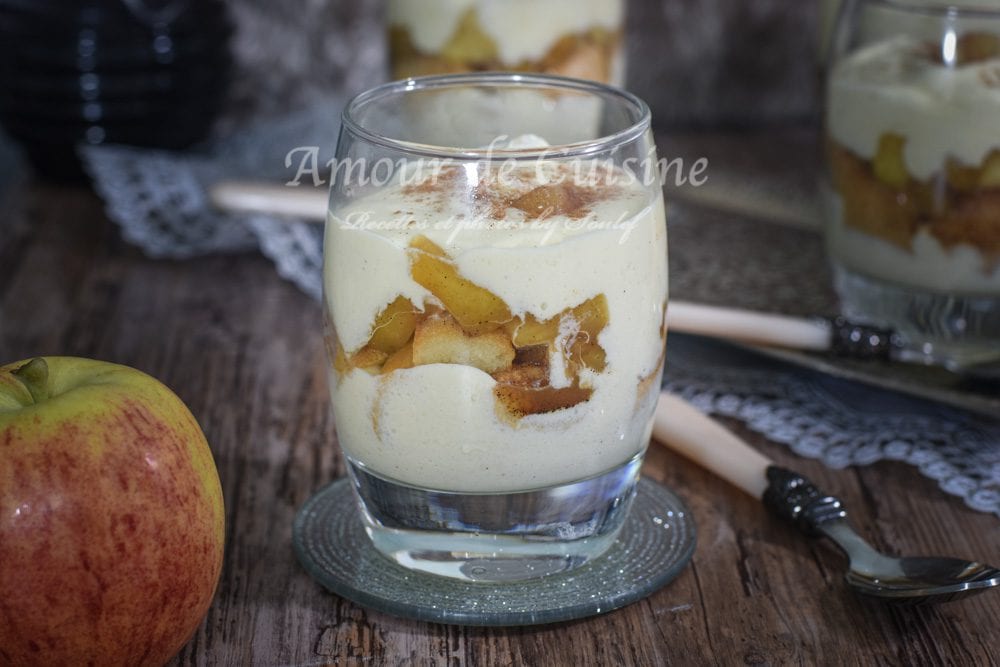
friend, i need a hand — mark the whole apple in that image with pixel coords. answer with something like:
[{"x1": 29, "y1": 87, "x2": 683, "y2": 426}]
[{"x1": 0, "y1": 357, "x2": 225, "y2": 666}]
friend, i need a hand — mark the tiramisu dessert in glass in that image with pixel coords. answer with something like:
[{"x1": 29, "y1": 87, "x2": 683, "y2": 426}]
[
  {"x1": 824, "y1": 0, "x2": 1000, "y2": 366},
  {"x1": 387, "y1": 0, "x2": 625, "y2": 86},
  {"x1": 323, "y1": 74, "x2": 666, "y2": 581}
]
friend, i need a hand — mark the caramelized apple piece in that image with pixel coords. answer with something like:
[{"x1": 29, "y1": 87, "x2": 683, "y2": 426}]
[
  {"x1": 547, "y1": 39, "x2": 609, "y2": 84},
  {"x1": 408, "y1": 236, "x2": 512, "y2": 335},
  {"x1": 872, "y1": 133, "x2": 909, "y2": 189},
  {"x1": 331, "y1": 338, "x2": 350, "y2": 374},
  {"x1": 507, "y1": 294, "x2": 608, "y2": 349},
  {"x1": 540, "y1": 28, "x2": 619, "y2": 83},
  {"x1": 947, "y1": 158, "x2": 981, "y2": 193},
  {"x1": 511, "y1": 183, "x2": 582, "y2": 219},
  {"x1": 571, "y1": 294, "x2": 609, "y2": 341},
  {"x1": 980, "y1": 150, "x2": 1000, "y2": 188},
  {"x1": 635, "y1": 349, "x2": 667, "y2": 412},
  {"x1": 494, "y1": 381, "x2": 593, "y2": 417},
  {"x1": 493, "y1": 363, "x2": 548, "y2": 388},
  {"x1": 909, "y1": 177, "x2": 944, "y2": 217},
  {"x1": 493, "y1": 349, "x2": 593, "y2": 416},
  {"x1": 956, "y1": 32, "x2": 1000, "y2": 65},
  {"x1": 440, "y1": 8, "x2": 498, "y2": 63},
  {"x1": 412, "y1": 316, "x2": 515, "y2": 374},
  {"x1": 512, "y1": 344, "x2": 549, "y2": 368},
  {"x1": 508, "y1": 314, "x2": 559, "y2": 347},
  {"x1": 389, "y1": 25, "x2": 469, "y2": 79},
  {"x1": 351, "y1": 345, "x2": 389, "y2": 370},
  {"x1": 828, "y1": 140, "x2": 918, "y2": 248},
  {"x1": 369, "y1": 296, "x2": 417, "y2": 354},
  {"x1": 410, "y1": 234, "x2": 447, "y2": 257},
  {"x1": 541, "y1": 35, "x2": 580, "y2": 71},
  {"x1": 382, "y1": 341, "x2": 414, "y2": 374},
  {"x1": 562, "y1": 295, "x2": 610, "y2": 372},
  {"x1": 932, "y1": 191, "x2": 1000, "y2": 257},
  {"x1": 569, "y1": 341, "x2": 607, "y2": 372},
  {"x1": 511, "y1": 184, "x2": 572, "y2": 218}
]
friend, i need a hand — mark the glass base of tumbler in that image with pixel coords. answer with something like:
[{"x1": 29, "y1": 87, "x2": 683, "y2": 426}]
[
  {"x1": 833, "y1": 263, "x2": 1000, "y2": 369},
  {"x1": 346, "y1": 454, "x2": 643, "y2": 582}
]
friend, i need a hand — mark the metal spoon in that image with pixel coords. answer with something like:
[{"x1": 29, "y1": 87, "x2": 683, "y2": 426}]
[{"x1": 652, "y1": 392, "x2": 1000, "y2": 605}]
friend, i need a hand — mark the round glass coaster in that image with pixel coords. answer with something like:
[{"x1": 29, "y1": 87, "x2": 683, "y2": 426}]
[{"x1": 292, "y1": 476, "x2": 697, "y2": 626}]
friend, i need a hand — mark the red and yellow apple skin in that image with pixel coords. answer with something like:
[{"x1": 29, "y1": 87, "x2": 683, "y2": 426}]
[{"x1": 0, "y1": 357, "x2": 225, "y2": 667}]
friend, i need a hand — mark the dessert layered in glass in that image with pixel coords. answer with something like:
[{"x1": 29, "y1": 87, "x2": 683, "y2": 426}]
[
  {"x1": 824, "y1": 16, "x2": 1000, "y2": 365},
  {"x1": 324, "y1": 159, "x2": 666, "y2": 494},
  {"x1": 388, "y1": 0, "x2": 625, "y2": 86},
  {"x1": 826, "y1": 32, "x2": 1000, "y2": 294},
  {"x1": 323, "y1": 74, "x2": 663, "y2": 580}
]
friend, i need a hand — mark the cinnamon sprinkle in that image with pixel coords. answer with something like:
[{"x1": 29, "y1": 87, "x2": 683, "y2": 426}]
[{"x1": 399, "y1": 161, "x2": 625, "y2": 223}]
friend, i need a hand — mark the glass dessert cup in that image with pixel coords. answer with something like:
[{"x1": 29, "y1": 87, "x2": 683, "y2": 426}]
[
  {"x1": 823, "y1": 0, "x2": 1000, "y2": 368},
  {"x1": 323, "y1": 74, "x2": 667, "y2": 582},
  {"x1": 387, "y1": 0, "x2": 625, "y2": 86}
]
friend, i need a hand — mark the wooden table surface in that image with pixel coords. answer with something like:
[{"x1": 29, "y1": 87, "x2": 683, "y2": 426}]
[{"x1": 1, "y1": 181, "x2": 998, "y2": 666}]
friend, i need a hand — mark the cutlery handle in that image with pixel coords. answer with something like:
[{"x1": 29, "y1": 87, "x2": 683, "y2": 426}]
[
  {"x1": 652, "y1": 393, "x2": 848, "y2": 531},
  {"x1": 666, "y1": 302, "x2": 897, "y2": 360},
  {"x1": 761, "y1": 467, "x2": 848, "y2": 536},
  {"x1": 209, "y1": 182, "x2": 328, "y2": 221},
  {"x1": 652, "y1": 392, "x2": 773, "y2": 497},
  {"x1": 666, "y1": 301, "x2": 832, "y2": 351}
]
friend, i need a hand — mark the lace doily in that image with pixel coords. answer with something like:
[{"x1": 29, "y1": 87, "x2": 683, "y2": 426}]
[{"x1": 80, "y1": 99, "x2": 333, "y2": 299}]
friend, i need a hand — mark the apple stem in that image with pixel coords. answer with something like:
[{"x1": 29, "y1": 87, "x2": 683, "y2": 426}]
[{"x1": 12, "y1": 358, "x2": 50, "y2": 404}]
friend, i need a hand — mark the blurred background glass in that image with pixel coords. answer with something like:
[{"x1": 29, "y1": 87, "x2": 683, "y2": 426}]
[
  {"x1": 386, "y1": 0, "x2": 626, "y2": 86},
  {"x1": 0, "y1": 0, "x2": 232, "y2": 181},
  {"x1": 823, "y1": 0, "x2": 1000, "y2": 367}
]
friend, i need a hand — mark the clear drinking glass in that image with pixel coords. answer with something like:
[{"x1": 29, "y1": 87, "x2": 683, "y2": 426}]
[
  {"x1": 387, "y1": 0, "x2": 626, "y2": 86},
  {"x1": 823, "y1": 0, "x2": 1000, "y2": 367},
  {"x1": 323, "y1": 73, "x2": 667, "y2": 582}
]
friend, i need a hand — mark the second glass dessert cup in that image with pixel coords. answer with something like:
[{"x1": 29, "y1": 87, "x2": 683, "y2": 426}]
[
  {"x1": 387, "y1": 0, "x2": 626, "y2": 86},
  {"x1": 323, "y1": 74, "x2": 667, "y2": 582},
  {"x1": 824, "y1": 0, "x2": 1000, "y2": 368}
]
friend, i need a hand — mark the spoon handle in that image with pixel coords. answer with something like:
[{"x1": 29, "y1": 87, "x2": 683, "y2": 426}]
[
  {"x1": 760, "y1": 467, "x2": 849, "y2": 535},
  {"x1": 652, "y1": 392, "x2": 772, "y2": 497},
  {"x1": 652, "y1": 393, "x2": 847, "y2": 533},
  {"x1": 665, "y1": 302, "x2": 832, "y2": 351},
  {"x1": 209, "y1": 181, "x2": 328, "y2": 221},
  {"x1": 665, "y1": 301, "x2": 897, "y2": 361}
]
